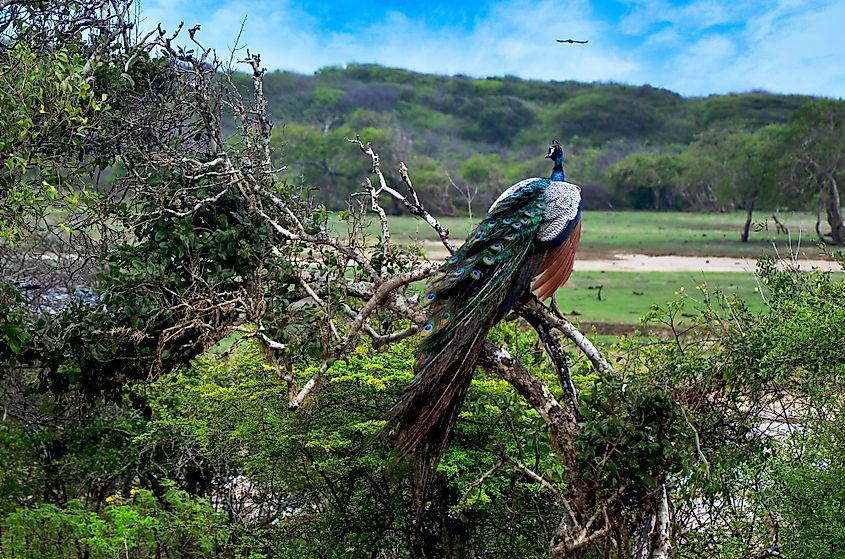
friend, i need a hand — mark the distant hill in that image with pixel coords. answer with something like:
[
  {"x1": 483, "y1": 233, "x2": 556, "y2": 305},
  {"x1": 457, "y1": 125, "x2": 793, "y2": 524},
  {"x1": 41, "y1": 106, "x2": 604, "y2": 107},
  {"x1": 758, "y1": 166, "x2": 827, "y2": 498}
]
[{"x1": 249, "y1": 64, "x2": 813, "y2": 213}]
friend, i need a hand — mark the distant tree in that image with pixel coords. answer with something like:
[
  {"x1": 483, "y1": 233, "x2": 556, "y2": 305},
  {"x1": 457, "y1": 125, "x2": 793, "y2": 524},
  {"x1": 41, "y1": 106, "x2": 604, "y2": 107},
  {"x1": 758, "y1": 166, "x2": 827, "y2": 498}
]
[
  {"x1": 609, "y1": 152, "x2": 683, "y2": 210},
  {"x1": 781, "y1": 99, "x2": 845, "y2": 244},
  {"x1": 305, "y1": 86, "x2": 345, "y2": 132},
  {"x1": 681, "y1": 126, "x2": 783, "y2": 241}
]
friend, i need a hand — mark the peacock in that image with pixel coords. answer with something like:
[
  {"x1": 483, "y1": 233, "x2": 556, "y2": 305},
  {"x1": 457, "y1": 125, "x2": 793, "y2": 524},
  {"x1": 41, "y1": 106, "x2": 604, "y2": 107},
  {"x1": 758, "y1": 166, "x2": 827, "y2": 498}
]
[{"x1": 389, "y1": 139, "x2": 582, "y2": 490}]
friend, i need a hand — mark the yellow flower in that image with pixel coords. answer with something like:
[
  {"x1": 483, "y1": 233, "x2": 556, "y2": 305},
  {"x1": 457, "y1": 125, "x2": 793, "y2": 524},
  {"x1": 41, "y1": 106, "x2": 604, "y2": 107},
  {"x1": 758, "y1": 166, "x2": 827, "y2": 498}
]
[{"x1": 105, "y1": 495, "x2": 116, "y2": 504}]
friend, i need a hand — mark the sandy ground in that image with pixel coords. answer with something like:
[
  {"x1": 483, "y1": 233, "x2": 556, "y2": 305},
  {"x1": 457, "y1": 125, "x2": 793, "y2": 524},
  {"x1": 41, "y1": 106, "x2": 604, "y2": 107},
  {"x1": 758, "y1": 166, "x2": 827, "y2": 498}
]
[
  {"x1": 423, "y1": 243, "x2": 841, "y2": 272},
  {"x1": 573, "y1": 253, "x2": 841, "y2": 273}
]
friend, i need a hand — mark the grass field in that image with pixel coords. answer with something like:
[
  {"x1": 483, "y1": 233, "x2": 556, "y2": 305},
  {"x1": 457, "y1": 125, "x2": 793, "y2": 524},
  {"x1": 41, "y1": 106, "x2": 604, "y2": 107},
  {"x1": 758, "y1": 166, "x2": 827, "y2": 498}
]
[
  {"x1": 341, "y1": 210, "x2": 826, "y2": 260},
  {"x1": 333, "y1": 210, "x2": 837, "y2": 327},
  {"x1": 553, "y1": 270, "x2": 766, "y2": 326}
]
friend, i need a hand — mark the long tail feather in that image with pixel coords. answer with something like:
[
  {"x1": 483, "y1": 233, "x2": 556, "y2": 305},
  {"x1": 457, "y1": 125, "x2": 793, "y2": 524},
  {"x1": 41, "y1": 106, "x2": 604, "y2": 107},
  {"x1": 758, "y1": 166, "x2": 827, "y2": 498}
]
[{"x1": 386, "y1": 178, "x2": 551, "y2": 497}]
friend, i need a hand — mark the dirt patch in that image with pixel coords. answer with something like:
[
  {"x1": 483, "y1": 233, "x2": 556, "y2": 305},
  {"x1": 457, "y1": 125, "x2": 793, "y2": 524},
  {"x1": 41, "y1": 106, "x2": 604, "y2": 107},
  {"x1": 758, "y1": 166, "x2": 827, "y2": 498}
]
[
  {"x1": 422, "y1": 243, "x2": 840, "y2": 273},
  {"x1": 576, "y1": 253, "x2": 841, "y2": 273}
]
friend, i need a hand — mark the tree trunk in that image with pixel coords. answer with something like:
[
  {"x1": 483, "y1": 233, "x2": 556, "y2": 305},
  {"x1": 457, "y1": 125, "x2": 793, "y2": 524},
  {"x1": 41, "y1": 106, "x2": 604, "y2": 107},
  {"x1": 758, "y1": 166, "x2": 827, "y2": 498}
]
[
  {"x1": 741, "y1": 200, "x2": 755, "y2": 243},
  {"x1": 825, "y1": 175, "x2": 845, "y2": 244},
  {"x1": 630, "y1": 483, "x2": 671, "y2": 559}
]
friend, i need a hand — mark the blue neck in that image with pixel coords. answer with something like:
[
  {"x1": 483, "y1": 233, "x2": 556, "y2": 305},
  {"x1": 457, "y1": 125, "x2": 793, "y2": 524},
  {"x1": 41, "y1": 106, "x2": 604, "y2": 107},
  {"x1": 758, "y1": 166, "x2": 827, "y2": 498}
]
[{"x1": 551, "y1": 157, "x2": 564, "y2": 181}]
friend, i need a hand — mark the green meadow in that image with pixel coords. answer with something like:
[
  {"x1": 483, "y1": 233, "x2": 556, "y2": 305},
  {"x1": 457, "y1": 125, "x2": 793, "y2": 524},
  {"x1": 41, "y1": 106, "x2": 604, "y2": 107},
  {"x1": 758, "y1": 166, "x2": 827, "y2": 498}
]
[
  {"x1": 343, "y1": 210, "x2": 837, "y2": 327},
  {"x1": 347, "y1": 210, "x2": 826, "y2": 259},
  {"x1": 553, "y1": 270, "x2": 766, "y2": 325}
]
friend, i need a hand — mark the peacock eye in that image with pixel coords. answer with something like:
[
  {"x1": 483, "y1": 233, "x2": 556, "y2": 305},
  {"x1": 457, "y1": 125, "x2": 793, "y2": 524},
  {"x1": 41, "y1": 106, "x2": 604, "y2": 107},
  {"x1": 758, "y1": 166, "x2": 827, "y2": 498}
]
[
  {"x1": 511, "y1": 222, "x2": 522, "y2": 229},
  {"x1": 491, "y1": 243, "x2": 504, "y2": 251},
  {"x1": 448, "y1": 255, "x2": 459, "y2": 263},
  {"x1": 482, "y1": 256, "x2": 495, "y2": 265},
  {"x1": 521, "y1": 217, "x2": 531, "y2": 225},
  {"x1": 452, "y1": 267, "x2": 466, "y2": 277},
  {"x1": 426, "y1": 292, "x2": 436, "y2": 301},
  {"x1": 443, "y1": 311, "x2": 452, "y2": 320},
  {"x1": 470, "y1": 270, "x2": 482, "y2": 280},
  {"x1": 503, "y1": 218, "x2": 513, "y2": 225},
  {"x1": 504, "y1": 234, "x2": 515, "y2": 241},
  {"x1": 474, "y1": 232, "x2": 483, "y2": 240},
  {"x1": 424, "y1": 323, "x2": 433, "y2": 331},
  {"x1": 487, "y1": 220, "x2": 497, "y2": 227}
]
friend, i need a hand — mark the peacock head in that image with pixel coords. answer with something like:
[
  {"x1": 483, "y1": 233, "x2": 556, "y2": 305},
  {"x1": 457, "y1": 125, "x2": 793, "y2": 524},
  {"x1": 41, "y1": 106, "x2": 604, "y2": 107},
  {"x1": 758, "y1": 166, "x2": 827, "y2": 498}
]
[
  {"x1": 546, "y1": 139, "x2": 565, "y2": 180},
  {"x1": 546, "y1": 139, "x2": 564, "y2": 163}
]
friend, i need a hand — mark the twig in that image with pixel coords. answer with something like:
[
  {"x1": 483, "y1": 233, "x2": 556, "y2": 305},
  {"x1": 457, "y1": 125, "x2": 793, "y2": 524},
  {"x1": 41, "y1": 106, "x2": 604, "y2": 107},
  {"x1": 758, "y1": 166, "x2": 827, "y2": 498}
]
[
  {"x1": 524, "y1": 296, "x2": 613, "y2": 376},
  {"x1": 347, "y1": 135, "x2": 456, "y2": 255}
]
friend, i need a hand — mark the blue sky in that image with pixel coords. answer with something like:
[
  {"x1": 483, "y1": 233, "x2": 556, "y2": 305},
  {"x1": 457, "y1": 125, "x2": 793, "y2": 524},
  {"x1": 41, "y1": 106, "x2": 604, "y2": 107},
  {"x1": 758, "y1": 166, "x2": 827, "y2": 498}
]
[{"x1": 139, "y1": 0, "x2": 845, "y2": 97}]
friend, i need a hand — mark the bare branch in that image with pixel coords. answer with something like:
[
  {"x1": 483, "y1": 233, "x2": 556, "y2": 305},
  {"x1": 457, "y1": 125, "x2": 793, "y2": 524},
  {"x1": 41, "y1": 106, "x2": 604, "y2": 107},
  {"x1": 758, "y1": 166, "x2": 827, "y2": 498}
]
[
  {"x1": 524, "y1": 296, "x2": 614, "y2": 376},
  {"x1": 506, "y1": 457, "x2": 567, "y2": 507},
  {"x1": 460, "y1": 460, "x2": 504, "y2": 504},
  {"x1": 348, "y1": 135, "x2": 456, "y2": 255},
  {"x1": 480, "y1": 342, "x2": 578, "y2": 456},
  {"x1": 400, "y1": 162, "x2": 456, "y2": 254},
  {"x1": 289, "y1": 359, "x2": 333, "y2": 410}
]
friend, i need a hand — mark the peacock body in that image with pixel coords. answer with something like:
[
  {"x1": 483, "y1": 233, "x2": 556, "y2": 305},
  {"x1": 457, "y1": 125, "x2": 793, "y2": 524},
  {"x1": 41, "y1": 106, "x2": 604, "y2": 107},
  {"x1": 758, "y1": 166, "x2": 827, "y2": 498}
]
[{"x1": 390, "y1": 140, "x2": 582, "y2": 488}]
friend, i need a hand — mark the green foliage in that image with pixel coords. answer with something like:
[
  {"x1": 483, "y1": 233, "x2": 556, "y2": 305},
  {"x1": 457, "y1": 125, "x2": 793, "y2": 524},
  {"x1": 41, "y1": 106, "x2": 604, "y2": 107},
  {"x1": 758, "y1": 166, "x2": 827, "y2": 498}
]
[
  {"x1": 617, "y1": 260, "x2": 845, "y2": 557},
  {"x1": 0, "y1": 40, "x2": 112, "y2": 242},
  {"x1": 0, "y1": 284, "x2": 32, "y2": 363},
  {"x1": 609, "y1": 151, "x2": 683, "y2": 210},
  {"x1": 128, "y1": 334, "x2": 562, "y2": 558},
  {"x1": 694, "y1": 93, "x2": 808, "y2": 129},
  {"x1": 771, "y1": 424, "x2": 845, "y2": 558},
  {"x1": 248, "y1": 64, "x2": 815, "y2": 213},
  {"x1": 577, "y1": 378, "x2": 689, "y2": 503},
  {"x1": 1, "y1": 488, "x2": 230, "y2": 559}
]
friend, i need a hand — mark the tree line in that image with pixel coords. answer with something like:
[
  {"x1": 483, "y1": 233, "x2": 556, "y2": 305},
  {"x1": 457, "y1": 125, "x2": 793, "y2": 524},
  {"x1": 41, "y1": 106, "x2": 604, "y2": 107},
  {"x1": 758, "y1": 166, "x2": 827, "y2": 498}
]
[{"x1": 253, "y1": 64, "x2": 843, "y2": 244}]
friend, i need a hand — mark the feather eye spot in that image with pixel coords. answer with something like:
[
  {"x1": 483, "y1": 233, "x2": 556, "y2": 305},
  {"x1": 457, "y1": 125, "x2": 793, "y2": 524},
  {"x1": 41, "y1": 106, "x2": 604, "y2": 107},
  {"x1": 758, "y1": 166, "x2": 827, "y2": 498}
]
[
  {"x1": 503, "y1": 218, "x2": 513, "y2": 225},
  {"x1": 425, "y1": 292, "x2": 435, "y2": 301},
  {"x1": 511, "y1": 222, "x2": 522, "y2": 230},
  {"x1": 448, "y1": 255, "x2": 459, "y2": 264},
  {"x1": 537, "y1": 201, "x2": 547, "y2": 209},
  {"x1": 491, "y1": 243, "x2": 504, "y2": 252},
  {"x1": 452, "y1": 267, "x2": 466, "y2": 277},
  {"x1": 443, "y1": 311, "x2": 452, "y2": 320},
  {"x1": 482, "y1": 255, "x2": 495, "y2": 265},
  {"x1": 487, "y1": 220, "x2": 497, "y2": 228},
  {"x1": 504, "y1": 234, "x2": 515, "y2": 241},
  {"x1": 470, "y1": 269, "x2": 482, "y2": 280},
  {"x1": 524, "y1": 209, "x2": 535, "y2": 217},
  {"x1": 521, "y1": 217, "x2": 531, "y2": 225},
  {"x1": 423, "y1": 323, "x2": 434, "y2": 333},
  {"x1": 474, "y1": 232, "x2": 484, "y2": 240}
]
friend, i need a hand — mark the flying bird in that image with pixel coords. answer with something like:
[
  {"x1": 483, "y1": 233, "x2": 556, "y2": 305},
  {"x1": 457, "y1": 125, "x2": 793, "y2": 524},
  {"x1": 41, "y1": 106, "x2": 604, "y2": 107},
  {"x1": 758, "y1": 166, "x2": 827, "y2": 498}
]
[
  {"x1": 389, "y1": 140, "x2": 582, "y2": 489},
  {"x1": 557, "y1": 38, "x2": 589, "y2": 44}
]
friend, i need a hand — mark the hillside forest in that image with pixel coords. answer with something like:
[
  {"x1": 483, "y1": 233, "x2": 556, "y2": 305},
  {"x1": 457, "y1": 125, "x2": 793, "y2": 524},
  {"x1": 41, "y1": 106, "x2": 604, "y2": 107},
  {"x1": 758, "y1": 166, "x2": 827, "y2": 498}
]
[
  {"x1": 2, "y1": 2, "x2": 845, "y2": 559},
  {"x1": 265, "y1": 62, "x2": 844, "y2": 244}
]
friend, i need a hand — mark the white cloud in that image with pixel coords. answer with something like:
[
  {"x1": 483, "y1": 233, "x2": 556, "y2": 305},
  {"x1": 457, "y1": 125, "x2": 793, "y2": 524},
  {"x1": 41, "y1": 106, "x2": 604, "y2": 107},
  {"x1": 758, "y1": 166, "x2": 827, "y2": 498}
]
[
  {"x1": 619, "y1": 0, "x2": 746, "y2": 36},
  {"x1": 138, "y1": 0, "x2": 640, "y2": 83},
  {"x1": 136, "y1": 0, "x2": 845, "y2": 97},
  {"x1": 659, "y1": 0, "x2": 845, "y2": 96}
]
